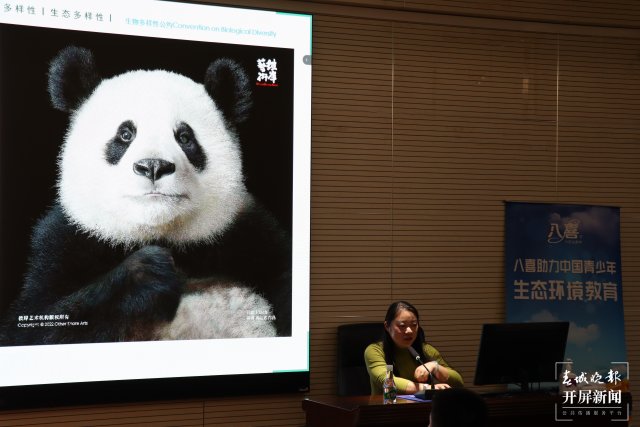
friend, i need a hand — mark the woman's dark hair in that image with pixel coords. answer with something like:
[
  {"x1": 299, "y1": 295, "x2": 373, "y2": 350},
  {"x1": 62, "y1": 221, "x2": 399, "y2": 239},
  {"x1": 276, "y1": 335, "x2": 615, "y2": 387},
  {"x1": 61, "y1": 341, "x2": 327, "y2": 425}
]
[{"x1": 381, "y1": 301, "x2": 427, "y2": 370}]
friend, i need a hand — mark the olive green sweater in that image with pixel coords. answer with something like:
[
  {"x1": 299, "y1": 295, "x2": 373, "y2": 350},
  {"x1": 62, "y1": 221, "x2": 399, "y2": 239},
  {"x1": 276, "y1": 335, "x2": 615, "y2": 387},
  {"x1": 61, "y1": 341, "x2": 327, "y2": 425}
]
[{"x1": 364, "y1": 341, "x2": 464, "y2": 395}]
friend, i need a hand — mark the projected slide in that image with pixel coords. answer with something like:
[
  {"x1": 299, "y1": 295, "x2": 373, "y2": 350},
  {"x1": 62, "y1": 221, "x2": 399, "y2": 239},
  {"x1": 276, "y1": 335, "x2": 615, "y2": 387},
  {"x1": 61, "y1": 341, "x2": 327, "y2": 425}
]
[{"x1": 0, "y1": 0, "x2": 311, "y2": 398}]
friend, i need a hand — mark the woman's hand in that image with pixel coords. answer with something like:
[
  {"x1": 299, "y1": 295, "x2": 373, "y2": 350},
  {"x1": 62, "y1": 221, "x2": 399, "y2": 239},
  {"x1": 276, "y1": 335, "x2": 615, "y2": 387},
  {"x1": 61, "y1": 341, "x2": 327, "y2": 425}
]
[
  {"x1": 433, "y1": 383, "x2": 451, "y2": 390},
  {"x1": 414, "y1": 361, "x2": 451, "y2": 383},
  {"x1": 413, "y1": 361, "x2": 439, "y2": 383},
  {"x1": 414, "y1": 365, "x2": 428, "y2": 383},
  {"x1": 414, "y1": 381, "x2": 451, "y2": 391}
]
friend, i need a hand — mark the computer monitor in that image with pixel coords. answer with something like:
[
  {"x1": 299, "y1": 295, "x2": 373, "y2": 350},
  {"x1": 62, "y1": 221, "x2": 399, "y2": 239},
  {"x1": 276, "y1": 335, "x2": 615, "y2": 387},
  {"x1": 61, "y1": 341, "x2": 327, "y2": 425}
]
[{"x1": 474, "y1": 322, "x2": 569, "y2": 391}]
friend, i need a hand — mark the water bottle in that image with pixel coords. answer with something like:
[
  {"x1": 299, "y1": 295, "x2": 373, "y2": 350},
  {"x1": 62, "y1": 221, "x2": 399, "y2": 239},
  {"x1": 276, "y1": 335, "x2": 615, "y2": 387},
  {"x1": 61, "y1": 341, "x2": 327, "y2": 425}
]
[{"x1": 383, "y1": 364, "x2": 397, "y2": 404}]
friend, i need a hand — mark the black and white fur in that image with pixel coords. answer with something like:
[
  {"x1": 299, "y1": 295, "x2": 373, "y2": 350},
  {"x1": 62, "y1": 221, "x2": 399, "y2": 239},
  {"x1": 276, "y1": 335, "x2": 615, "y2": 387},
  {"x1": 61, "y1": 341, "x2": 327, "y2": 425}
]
[{"x1": 0, "y1": 46, "x2": 291, "y2": 345}]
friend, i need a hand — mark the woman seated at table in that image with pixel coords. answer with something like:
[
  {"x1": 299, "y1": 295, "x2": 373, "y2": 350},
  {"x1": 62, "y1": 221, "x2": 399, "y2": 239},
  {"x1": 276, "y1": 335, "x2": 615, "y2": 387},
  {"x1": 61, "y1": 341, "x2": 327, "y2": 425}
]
[{"x1": 364, "y1": 300, "x2": 464, "y2": 394}]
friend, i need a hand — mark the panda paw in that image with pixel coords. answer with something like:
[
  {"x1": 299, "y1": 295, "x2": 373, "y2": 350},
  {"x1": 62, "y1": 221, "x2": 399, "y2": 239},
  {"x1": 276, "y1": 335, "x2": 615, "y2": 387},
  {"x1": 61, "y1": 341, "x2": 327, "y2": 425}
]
[
  {"x1": 118, "y1": 245, "x2": 183, "y2": 321},
  {"x1": 154, "y1": 284, "x2": 277, "y2": 340}
]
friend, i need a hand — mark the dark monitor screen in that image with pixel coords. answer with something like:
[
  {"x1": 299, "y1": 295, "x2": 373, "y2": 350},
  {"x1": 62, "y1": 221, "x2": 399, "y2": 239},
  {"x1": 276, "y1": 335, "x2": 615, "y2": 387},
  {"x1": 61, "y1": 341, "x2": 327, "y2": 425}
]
[{"x1": 474, "y1": 322, "x2": 569, "y2": 391}]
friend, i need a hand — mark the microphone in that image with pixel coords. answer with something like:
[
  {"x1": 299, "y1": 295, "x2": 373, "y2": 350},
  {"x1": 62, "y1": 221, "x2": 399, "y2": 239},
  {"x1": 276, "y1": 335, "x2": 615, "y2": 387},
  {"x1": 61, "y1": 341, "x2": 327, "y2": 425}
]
[{"x1": 408, "y1": 346, "x2": 434, "y2": 386}]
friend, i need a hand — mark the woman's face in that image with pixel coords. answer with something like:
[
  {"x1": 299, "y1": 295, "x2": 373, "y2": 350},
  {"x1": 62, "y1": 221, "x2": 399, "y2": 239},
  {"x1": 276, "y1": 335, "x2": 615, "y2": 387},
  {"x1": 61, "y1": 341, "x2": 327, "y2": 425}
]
[{"x1": 385, "y1": 308, "x2": 419, "y2": 349}]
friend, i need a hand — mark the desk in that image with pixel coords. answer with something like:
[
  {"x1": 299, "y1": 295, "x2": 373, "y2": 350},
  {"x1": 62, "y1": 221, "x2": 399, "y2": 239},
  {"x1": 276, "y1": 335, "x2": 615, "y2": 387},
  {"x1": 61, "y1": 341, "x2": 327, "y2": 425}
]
[
  {"x1": 302, "y1": 393, "x2": 631, "y2": 427},
  {"x1": 303, "y1": 395, "x2": 427, "y2": 427}
]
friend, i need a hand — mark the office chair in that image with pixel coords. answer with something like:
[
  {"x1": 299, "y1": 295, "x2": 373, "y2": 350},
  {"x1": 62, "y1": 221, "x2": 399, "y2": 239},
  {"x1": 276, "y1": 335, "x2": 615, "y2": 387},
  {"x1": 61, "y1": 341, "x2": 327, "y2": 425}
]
[{"x1": 336, "y1": 322, "x2": 383, "y2": 396}]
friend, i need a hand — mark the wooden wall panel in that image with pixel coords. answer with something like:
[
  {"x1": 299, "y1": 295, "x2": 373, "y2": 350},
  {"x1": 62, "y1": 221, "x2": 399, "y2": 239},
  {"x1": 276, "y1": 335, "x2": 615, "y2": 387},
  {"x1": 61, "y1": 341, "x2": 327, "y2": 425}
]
[
  {"x1": 410, "y1": 0, "x2": 640, "y2": 27},
  {"x1": 204, "y1": 396, "x2": 304, "y2": 426},
  {"x1": 0, "y1": 0, "x2": 638, "y2": 426},
  {"x1": 555, "y1": 37, "x2": 640, "y2": 424},
  {"x1": 309, "y1": 14, "x2": 393, "y2": 399},
  {"x1": 391, "y1": 23, "x2": 559, "y2": 388},
  {"x1": 0, "y1": 401, "x2": 204, "y2": 426},
  {"x1": 316, "y1": 0, "x2": 640, "y2": 28}
]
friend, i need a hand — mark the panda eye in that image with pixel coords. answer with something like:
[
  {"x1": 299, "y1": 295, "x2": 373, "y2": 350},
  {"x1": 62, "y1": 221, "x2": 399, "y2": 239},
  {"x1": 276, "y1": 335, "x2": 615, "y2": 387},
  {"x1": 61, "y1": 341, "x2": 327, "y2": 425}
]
[
  {"x1": 120, "y1": 129, "x2": 133, "y2": 142},
  {"x1": 116, "y1": 121, "x2": 136, "y2": 144},
  {"x1": 175, "y1": 123, "x2": 196, "y2": 146},
  {"x1": 174, "y1": 122, "x2": 206, "y2": 171},
  {"x1": 178, "y1": 132, "x2": 191, "y2": 145}
]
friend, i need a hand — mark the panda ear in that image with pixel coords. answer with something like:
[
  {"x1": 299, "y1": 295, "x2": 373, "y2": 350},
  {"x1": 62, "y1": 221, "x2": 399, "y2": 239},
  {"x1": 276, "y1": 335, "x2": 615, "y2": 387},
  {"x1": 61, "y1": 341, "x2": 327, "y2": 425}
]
[
  {"x1": 204, "y1": 58, "x2": 252, "y2": 125},
  {"x1": 48, "y1": 46, "x2": 101, "y2": 113}
]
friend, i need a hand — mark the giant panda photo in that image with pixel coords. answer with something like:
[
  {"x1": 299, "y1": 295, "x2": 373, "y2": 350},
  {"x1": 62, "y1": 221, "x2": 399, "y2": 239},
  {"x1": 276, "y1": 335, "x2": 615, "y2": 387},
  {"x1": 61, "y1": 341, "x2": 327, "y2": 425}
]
[{"x1": 0, "y1": 26, "x2": 294, "y2": 345}]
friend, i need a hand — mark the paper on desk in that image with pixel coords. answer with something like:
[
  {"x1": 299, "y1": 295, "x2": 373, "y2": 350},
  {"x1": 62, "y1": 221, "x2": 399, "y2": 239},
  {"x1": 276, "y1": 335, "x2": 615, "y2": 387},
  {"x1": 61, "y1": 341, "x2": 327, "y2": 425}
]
[{"x1": 398, "y1": 394, "x2": 431, "y2": 402}]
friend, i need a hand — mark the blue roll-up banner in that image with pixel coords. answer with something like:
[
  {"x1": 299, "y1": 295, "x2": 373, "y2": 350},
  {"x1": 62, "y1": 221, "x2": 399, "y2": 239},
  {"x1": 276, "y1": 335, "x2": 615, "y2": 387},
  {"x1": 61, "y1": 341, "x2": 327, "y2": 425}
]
[{"x1": 505, "y1": 202, "x2": 628, "y2": 390}]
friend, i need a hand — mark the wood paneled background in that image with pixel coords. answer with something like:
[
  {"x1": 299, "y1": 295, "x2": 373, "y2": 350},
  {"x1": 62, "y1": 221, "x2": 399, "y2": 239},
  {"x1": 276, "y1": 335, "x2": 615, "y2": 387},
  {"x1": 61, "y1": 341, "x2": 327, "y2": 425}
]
[{"x1": 1, "y1": 0, "x2": 638, "y2": 425}]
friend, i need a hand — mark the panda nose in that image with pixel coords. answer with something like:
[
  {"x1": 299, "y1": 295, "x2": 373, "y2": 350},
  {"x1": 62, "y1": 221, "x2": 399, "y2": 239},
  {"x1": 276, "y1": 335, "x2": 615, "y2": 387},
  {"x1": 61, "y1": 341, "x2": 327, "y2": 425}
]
[{"x1": 133, "y1": 159, "x2": 176, "y2": 183}]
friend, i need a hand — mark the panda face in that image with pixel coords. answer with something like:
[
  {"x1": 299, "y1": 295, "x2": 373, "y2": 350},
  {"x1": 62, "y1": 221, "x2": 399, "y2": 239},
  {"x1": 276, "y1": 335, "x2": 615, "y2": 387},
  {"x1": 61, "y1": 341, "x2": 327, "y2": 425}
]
[{"x1": 58, "y1": 70, "x2": 249, "y2": 246}]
